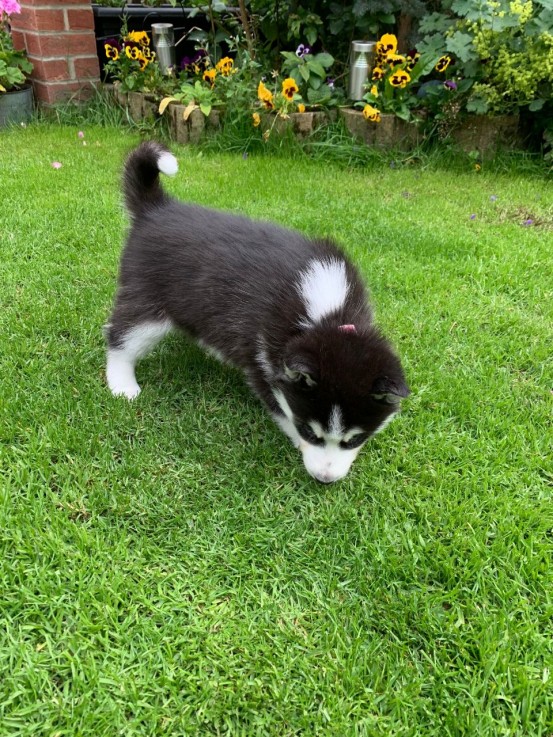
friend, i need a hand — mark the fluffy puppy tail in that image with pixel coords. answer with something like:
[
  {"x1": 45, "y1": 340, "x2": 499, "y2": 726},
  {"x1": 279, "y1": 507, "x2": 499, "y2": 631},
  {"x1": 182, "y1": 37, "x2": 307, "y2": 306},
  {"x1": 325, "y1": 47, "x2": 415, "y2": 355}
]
[{"x1": 123, "y1": 141, "x2": 178, "y2": 218}]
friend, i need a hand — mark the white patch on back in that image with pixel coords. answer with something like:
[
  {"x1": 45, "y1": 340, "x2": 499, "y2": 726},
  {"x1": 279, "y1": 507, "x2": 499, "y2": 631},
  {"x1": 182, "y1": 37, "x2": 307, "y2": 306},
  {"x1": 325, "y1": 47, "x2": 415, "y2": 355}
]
[
  {"x1": 157, "y1": 152, "x2": 178, "y2": 177},
  {"x1": 106, "y1": 319, "x2": 173, "y2": 399},
  {"x1": 298, "y1": 258, "x2": 349, "y2": 326}
]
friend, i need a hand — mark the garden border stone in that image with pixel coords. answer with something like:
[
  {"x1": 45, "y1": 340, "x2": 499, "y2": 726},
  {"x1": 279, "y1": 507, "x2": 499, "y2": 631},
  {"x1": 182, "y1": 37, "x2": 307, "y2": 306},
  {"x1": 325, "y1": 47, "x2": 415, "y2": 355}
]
[
  {"x1": 339, "y1": 108, "x2": 421, "y2": 150},
  {"x1": 104, "y1": 85, "x2": 523, "y2": 154}
]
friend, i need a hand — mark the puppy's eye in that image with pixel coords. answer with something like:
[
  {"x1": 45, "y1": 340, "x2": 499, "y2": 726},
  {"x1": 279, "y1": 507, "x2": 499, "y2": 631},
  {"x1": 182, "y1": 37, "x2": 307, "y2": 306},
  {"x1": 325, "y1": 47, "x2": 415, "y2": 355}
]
[
  {"x1": 296, "y1": 423, "x2": 324, "y2": 446},
  {"x1": 340, "y1": 433, "x2": 368, "y2": 450}
]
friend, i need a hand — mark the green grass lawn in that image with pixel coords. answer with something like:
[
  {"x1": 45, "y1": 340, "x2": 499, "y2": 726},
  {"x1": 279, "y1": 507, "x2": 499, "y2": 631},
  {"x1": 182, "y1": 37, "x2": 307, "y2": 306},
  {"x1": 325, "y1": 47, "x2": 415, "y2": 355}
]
[{"x1": 1, "y1": 123, "x2": 552, "y2": 736}]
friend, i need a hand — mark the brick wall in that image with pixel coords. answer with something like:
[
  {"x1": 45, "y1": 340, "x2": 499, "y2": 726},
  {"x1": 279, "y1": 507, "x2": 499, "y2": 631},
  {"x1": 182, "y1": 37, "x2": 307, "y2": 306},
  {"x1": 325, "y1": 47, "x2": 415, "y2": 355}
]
[{"x1": 10, "y1": 0, "x2": 100, "y2": 104}]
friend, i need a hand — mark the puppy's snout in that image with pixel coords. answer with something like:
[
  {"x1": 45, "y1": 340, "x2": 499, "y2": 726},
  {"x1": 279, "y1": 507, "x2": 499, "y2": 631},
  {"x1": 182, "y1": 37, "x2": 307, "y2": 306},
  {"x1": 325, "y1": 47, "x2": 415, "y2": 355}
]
[
  {"x1": 310, "y1": 467, "x2": 346, "y2": 484},
  {"x1": 314, "y1": 471, "x2": 334, "y2": 484}
]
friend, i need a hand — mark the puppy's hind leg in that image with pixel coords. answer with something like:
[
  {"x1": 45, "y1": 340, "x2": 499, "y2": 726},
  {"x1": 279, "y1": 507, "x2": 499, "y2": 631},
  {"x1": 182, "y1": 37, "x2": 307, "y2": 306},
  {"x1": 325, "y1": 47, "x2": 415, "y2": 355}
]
[{"x1": 105, "y1": 314, "x2": 173, "y2": 400}]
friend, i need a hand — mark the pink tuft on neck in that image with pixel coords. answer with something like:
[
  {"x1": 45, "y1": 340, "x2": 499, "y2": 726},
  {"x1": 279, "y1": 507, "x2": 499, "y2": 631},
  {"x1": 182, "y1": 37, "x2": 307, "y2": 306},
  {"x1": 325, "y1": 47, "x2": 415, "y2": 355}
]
[{"x1": 338, "y1": 324, "x2": 356, "y2": 334}]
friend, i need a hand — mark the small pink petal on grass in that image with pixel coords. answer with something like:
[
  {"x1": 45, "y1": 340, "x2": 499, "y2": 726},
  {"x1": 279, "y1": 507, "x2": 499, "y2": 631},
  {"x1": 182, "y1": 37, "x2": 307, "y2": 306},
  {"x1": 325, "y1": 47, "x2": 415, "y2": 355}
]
[
  {"x1": 51, "y1": 161, "x2": 62, "y2": 169},
  {"x1": 78, "y1": 131, "x2": 85, "y2": 138}
]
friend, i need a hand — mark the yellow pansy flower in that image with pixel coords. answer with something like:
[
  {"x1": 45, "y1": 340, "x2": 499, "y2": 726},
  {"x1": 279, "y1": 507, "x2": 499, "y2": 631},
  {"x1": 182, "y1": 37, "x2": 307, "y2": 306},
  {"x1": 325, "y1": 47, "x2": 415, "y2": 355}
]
[
  {"x1": 389, "y1": 69, "x2": 411, "y2": 88},
  {"x1": 363, "y1": 104, "x2": 381, "y2": 122},
  {"x1": 282, "y1": 77, "x2": 299, "y2": 100}
]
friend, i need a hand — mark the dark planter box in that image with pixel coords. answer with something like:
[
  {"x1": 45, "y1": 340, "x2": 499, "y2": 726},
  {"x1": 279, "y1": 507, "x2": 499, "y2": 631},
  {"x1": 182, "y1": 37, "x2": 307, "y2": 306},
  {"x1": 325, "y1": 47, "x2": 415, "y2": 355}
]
[
  {"x1": 92, "y1": 4, "x2": 238, "y2": 76},
  {"x1": 0, "y1": 85, "x2": 34, "y2": 127}
]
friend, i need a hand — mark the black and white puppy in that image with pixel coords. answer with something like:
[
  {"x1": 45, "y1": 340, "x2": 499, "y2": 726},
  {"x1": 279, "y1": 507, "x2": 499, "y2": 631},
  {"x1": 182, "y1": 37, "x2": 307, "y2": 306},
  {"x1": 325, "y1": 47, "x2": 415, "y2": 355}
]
[{"x1": 106, "y1": 142, "x2": 410, "y2": 483}]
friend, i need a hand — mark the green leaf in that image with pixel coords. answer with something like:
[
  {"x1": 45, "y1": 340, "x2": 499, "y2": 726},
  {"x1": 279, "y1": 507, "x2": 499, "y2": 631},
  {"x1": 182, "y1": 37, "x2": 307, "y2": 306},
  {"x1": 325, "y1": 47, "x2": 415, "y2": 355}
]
[
  {"x1": 451, "y1": 0, "x2": 476, "y2": 17},
  {"x1": 446, "y1": 31, "x2": 476, "y2": 63},
  {"x1": 418, "y1": 11, "x2": 453, "y2": 34},
  {"x1": 299, "y1": 64, "x2": 310, "y2": 83},
  {"x1": 306, "y1": 60, "x2": 326, "y2": 79},
  {"x1": 307, "y1": 84, "x2": 332, "y2": 105},
  {"x1": 187, "y1": 30, "x2": 208, "y2": 43},
  {"x1": 306, "y1": 27, "x2": 317, "y2": 46},
  {"x1": 527, "y1": 8, "x2": 553, "y2": 34},
  {"x1": 417, "y1": 34, "x2": 447, "y2": 58},
  {"x1": 199, "y1": 103, "x2": 211, "y2": 117},
  {"x1": 528, "y1": 99, "x2": 545, "y2": 111},
  {"x1": 14, "y1": 56, "x2": 33, "y2": 75},
  {"x1": 395, "y1": 106, "x2": 411, "y2": 121},
  {"x1": 314, "y1": 52, "x2": 334, "y2": 69},
  {"x1": 466, "y1": 95, "x2": 489, "y2": 114},
  {"x1": 352, "y1": 0, "x2": 369, "y2": 18},
  {"x1": 290, "y1": 68, "x2": 303, "y2": 87}
]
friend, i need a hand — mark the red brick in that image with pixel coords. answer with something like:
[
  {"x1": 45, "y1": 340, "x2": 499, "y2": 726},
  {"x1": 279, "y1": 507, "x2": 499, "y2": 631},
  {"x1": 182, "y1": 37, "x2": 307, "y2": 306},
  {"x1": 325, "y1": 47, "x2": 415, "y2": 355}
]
[
  {"x1": 65, "y1": 7, "x2": 94, "y2": 31},
  {"x1": 33, "y1": 78, "x2": 96, "y2": 104},
  {"x1": 22, "y1": 0, "x2": 90, "y2": 6},
  {"x1": 19, "y1": 7, "x2": 65, "y2": 32},
  {"x1": 29, "y1": 56, "x2": 70, "y2": 81},
  {"x1": 9, "y1": 29, "x2": 26, "y2": 51},
  {"x1": 72, "y1": 55, "x2": 100, "y2": 80},
  {"x1": 19, "y1": 31, "x2": 41, "y2": 56},
  {"x1": 22, "y1": 31, "x2": 97, "y2": 57}
]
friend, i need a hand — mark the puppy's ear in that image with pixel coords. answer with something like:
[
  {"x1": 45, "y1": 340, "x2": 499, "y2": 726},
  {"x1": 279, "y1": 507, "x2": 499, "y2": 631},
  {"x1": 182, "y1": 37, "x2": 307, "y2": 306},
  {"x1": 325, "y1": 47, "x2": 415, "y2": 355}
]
[
  {"x1": 283, "y1": 359, "x2": 318, "y2": 388},
  {"x1": 370, "y1": 376, "x2": 410, "y2": 404}
]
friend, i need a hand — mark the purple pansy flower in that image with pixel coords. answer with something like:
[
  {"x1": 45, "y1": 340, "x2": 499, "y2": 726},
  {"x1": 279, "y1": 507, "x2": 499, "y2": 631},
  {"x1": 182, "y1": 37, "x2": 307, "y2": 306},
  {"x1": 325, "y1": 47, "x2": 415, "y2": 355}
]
[
  {"x1": 105, "y1": 37, "x2": 122, "y2": 51},
  {"x1": 296, "y1": 44, "x2": 311, "y2": 58},
  {"x1": 444, "y1": 80, "x2": 457, "y2": 91}
]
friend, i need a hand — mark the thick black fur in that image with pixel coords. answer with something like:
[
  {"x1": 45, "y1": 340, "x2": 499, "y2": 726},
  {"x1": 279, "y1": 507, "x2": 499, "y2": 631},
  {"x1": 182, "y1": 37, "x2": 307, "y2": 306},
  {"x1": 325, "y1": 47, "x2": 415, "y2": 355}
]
[{"x1": 107, "y1": 141, "x2": 409, "y2": 436}]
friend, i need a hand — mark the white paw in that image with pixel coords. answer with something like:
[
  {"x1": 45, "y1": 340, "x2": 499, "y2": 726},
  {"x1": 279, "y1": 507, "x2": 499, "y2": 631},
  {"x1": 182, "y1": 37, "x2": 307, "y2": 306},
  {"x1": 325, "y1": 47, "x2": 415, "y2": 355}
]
[
  {"x1": 106, "y1": 350, "x2": 141, "y2": 400},
  {"x1": 109, "y1": 380, "x2": 141, "y2": 400}
]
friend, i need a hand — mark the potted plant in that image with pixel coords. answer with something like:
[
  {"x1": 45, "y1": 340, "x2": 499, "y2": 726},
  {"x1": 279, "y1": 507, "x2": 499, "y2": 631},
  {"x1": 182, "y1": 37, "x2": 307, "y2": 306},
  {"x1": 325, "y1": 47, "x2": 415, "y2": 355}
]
[{"x1": 0, "y1": 0, "x2": 33, "y2": 127}]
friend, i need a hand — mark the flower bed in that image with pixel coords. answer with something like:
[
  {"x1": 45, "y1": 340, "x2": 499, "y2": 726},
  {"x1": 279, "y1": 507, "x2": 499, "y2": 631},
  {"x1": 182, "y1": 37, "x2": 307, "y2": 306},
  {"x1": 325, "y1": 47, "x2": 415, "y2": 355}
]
[
  {"x1": 107, "y1": 83, "x2": 334, "y2": 144},
  {"x1": 95, "y1": 11, "x2": 551, "y2": 155}
]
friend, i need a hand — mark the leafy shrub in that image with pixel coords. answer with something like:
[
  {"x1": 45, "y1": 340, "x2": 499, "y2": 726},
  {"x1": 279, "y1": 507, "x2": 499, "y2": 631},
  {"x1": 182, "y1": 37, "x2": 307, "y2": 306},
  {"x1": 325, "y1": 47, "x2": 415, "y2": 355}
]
[{"x1": 417, "y1": 0, "x2": 553, "y2": 115}]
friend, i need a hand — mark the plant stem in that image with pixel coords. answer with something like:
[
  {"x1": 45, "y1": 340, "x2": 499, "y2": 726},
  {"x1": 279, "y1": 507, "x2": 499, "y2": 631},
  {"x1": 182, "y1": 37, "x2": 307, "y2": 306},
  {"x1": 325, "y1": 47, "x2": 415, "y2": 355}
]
[{"x1": 237, "y1": 0, "x2": 254, "y2": 59}]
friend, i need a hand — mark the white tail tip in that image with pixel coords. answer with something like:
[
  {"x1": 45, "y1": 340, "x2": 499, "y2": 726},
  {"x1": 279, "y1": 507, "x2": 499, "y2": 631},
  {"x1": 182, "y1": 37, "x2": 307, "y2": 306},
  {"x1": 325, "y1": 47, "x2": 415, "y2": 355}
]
[{"x1": 157, "y1": 152, "x2": 178, "y2": 177}]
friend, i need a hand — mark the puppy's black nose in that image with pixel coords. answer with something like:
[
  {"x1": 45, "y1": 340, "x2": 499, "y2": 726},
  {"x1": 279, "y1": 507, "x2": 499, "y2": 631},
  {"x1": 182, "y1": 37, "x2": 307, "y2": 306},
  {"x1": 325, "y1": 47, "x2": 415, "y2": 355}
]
[{"x1": 313, "y1": 471, "x2": 335, "y2": 484}]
